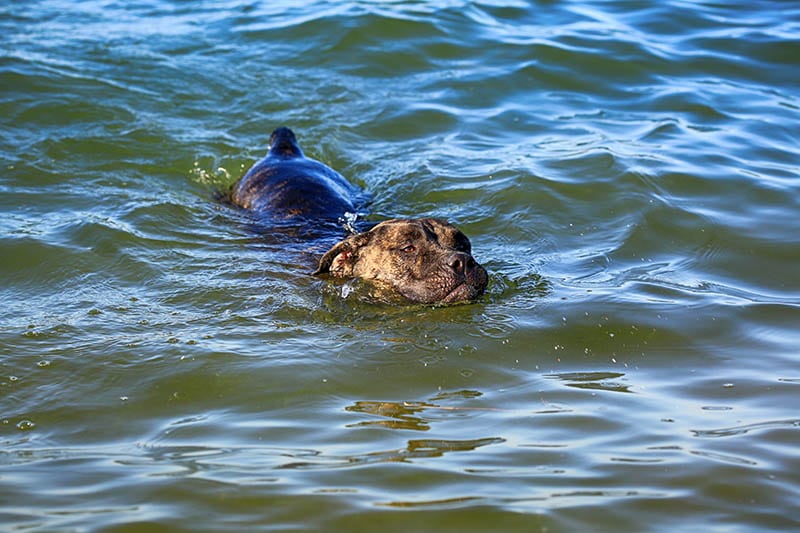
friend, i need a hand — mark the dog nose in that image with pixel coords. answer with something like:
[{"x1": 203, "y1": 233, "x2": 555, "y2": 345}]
[{"x1": 448, "y1": 252, "x2": 477, "y2": 275}]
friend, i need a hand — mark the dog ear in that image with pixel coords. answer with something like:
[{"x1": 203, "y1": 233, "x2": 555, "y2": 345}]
[{"x1": 313, "y1": 232, "x2": 371, "y2": 277}]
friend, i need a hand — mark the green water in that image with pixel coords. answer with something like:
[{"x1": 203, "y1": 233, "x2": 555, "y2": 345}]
[{"x1": 2, "y1": 1, "x2": 799, "y2": 531}]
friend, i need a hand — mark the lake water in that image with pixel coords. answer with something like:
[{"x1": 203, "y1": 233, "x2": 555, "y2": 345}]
[{"x1": 2, "y1": 1, "x2": 799, "y2": 531}]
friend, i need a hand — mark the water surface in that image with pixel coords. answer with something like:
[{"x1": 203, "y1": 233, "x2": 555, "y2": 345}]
[{"x1": 1, "y1": 1, "x2": 799, "y2": 531}]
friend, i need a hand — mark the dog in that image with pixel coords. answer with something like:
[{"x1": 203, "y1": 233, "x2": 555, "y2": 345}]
[{"x1": 230, "y1": 127, "x2": 488, "y2": 304}]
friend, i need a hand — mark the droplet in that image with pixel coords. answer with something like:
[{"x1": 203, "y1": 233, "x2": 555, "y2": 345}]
[{"x1": 17, "y1": 420, "x2": 35, "y2": 431}]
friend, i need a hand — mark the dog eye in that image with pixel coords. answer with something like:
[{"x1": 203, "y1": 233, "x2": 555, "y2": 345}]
[
  {"x1": 401, "y1": 244, "x2": 416, "y2": 253},
  {"x1": 455, "y1": 235, "x2": 471, "y2": 253}
]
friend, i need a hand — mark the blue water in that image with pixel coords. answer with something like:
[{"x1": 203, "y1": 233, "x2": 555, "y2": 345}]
[{"x1": 1, "y1": 1, "x2": 799, "y2": 531}]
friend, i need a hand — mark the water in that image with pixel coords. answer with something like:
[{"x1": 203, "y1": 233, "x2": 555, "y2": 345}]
[{"x1": 2, "y1": 1, "x2": 799, "y2": 531}]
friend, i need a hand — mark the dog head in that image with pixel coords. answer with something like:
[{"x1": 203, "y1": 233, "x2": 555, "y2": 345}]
[{"x1": 314, "y1": 218, "x2": 488, "y2": 304}]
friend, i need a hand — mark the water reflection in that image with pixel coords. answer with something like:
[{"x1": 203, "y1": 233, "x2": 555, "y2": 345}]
[
  {"x1": 345, "y1": 400, "x2": 433, "y2": 431},
  {"x1": 545, "y1": 371, "x2": 632, "y2": 393},
  {"x1": 344, "y1": 389, "x2": 510, "y2": 432},
  {"x1": 275, "y1": 390, "x2": 508, "y2": 469},
  {"x1": 278, "y1": 437, "x2": 504, "y2": 470}
]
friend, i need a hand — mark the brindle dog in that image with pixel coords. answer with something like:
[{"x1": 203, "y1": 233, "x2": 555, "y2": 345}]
[{"x1": 231, "y1": 127, "x2": 488, "y2": 304}]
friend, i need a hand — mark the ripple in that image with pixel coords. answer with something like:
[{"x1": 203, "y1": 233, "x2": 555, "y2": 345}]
[
  {"x1": 691, "y1": 419, "x2": 800, "y2": 439},
  {"x1": 545, "y1": 372, "x2": 632, "y2": 394},
  {"x1": 277, "y1": 437, "x2": 505, "y2": 470}
]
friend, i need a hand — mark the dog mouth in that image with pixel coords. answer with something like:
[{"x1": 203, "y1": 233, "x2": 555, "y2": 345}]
[
  {"x1": 392, "y1": 265, "x2": 489, "y2": 304},
  {"x1": 441, "y1": 282, "x2": 483, "y2": 303},
  {"x1": 441, "y1": 264, "x2": 489, "y2": 303}
]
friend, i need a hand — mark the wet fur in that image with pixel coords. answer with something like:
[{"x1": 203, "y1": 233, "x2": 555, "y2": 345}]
[
  {"x1": 230, "y1": 127, "x2": 488, "y2": 304},
  {"x1": 315, "y1": 218, "x2": 488, "y2": 304}
]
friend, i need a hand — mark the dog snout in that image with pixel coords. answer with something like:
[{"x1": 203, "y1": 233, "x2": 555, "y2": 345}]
[{"x1": 448, "y1": 252, "x2": 478, "y2": 276}]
